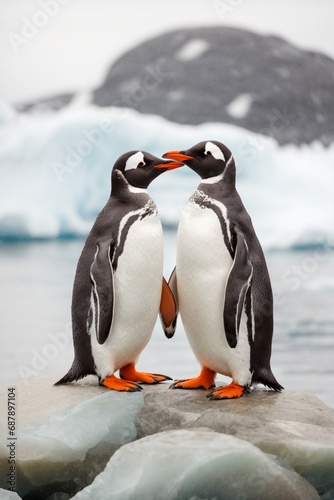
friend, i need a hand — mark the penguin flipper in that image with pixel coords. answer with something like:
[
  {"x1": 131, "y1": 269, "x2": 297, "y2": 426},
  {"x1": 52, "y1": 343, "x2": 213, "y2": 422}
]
[
  {"x1": 224, "y1": 229, "x2": 253, "y2": 348},
  {"x1": 160, "y1": 267, "x2": 178, "y2": 338},
  {"x1": 90, "y1": 238, "x2": 115, "y2": 345}
]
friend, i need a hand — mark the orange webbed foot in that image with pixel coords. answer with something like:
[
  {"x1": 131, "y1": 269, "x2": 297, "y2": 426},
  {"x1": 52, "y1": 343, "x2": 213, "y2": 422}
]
[
  {"x1": 102, "y1": 374, "x2": 142, "y2": 392},
  {"x1": 120, "y1": 364, "x2": 172, "y2": 385},
  {"x1": 170, "y1": 367, "x2": 216, "y2": 390},
  {"x1": 207, "y1": 381, "x2": 247, "y2": 400}
]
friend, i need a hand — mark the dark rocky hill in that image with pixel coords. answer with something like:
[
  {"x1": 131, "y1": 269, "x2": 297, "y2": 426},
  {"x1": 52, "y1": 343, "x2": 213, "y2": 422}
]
[
  {"x1": 16, "y1": 27, "x2": 334, "y2": 146},
  {"x1": 93, "y1": 27, "x2": 334, "y2": 145}
]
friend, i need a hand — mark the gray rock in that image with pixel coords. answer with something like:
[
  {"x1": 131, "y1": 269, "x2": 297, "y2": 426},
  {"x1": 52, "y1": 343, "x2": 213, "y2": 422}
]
[
  {"x1": 93, "y1": 27, "x2": 334, "y2": 146},
  {"x1": 137, "y1": 384, "x2": 334, "y2": 498},
  {"x1": 15, "y1": 94, "x2": 74, "y2": 114}
]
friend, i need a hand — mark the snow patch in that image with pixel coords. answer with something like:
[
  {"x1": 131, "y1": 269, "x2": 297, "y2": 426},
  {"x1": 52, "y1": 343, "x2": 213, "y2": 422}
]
[
  {"x1": 167, "y1": 90, "x2": 185, "y2": 101},
  {"x1": 226, "y1": 93, "x2": 253, "y2": 119},
  {"x1": 175, "y1": 39, "x2": 211, "y2": 61}
]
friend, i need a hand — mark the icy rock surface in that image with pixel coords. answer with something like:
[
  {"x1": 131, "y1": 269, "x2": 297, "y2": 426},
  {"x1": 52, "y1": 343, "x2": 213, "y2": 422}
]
[
  {"x1": 136, "y1": 384, "x2": 334, "y2": 498},
  {"x1": 0, "y1": 490, "x2": 22, "y2": 500},
  {"x1": 0, "y1": 387, "x2": 143, "y2": 498},
  {"x1": 0, "y1": 378, "x2": 333, "y2": 499},
  {"x1": 72, "y1": 429, "x2": 319, "y2": 500},
  {"x1": 18, "y1": 390, "x2": 141, "y2": 463}
]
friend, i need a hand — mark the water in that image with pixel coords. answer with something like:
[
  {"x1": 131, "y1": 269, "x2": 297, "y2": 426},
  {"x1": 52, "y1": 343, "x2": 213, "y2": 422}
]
[{"x1": 1, "y1": 232, "x2": 333, "y2": 408}]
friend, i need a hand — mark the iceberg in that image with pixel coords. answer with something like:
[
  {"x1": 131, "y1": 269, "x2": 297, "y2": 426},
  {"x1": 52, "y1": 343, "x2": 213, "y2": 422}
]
[{"x1": 0, "y1": 103, "x2": 333, "y2": 248}]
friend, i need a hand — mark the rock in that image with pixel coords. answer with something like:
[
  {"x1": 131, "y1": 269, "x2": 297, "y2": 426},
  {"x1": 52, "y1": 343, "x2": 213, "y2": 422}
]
[
  {"x1": 0, "y1": 376, "x2": 333, "y2": 499},
  {"x1": 92, "y1": 27, "x2": 334, "y2": 146},
  {"x1": 72, "y1": 429, "x2": 320, "y2": 500},
  {"x1": 137, "y1": 384, "x2": 334, "y2": 498},
  {"x1": 15, "y1": 94, "x2": 74, "y2": 114}
]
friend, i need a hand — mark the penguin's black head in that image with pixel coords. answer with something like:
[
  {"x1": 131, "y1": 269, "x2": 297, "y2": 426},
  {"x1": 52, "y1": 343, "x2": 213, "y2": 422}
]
[
  {"x1": 163, "y1": 140, "x2": 233, "y2": 180},
  {"x1": 113, "y1": 150, "x2": 183, "y2": 189}
]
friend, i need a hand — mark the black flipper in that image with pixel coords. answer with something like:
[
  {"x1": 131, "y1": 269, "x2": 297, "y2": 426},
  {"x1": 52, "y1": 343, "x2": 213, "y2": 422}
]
[
  {"x1": 224, "y1": 229, "x2": 253, "y2": 348},
  {"x1": 160, "y1": 266, "x2": 178, "y2": 338},
  {"x1": 90, "y1": 238, "x2": 115, "y2": 344}
]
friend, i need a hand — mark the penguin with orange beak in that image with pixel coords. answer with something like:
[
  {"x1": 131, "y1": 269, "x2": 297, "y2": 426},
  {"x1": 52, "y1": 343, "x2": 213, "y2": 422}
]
[
  {"x1": 163, "y1": 141, "x2": 283, "y2": 399},
  {"x1": 56, "y1": 151, "x2": 181, "y2": 391}
]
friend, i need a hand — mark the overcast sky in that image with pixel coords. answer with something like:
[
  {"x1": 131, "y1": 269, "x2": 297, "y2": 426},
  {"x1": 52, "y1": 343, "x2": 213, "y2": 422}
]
[{"x1": 1, "y1": 0, "x2": 333, "y2": 104}]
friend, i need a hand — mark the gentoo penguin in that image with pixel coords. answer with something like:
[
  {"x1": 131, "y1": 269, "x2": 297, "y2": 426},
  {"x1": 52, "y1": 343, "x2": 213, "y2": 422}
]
[
  {"x1": 55, "y1": 151, "x2": 180, "y2": 391},
  {"x1": 163, "y1": 141, "x2": 283, "y2": 399}
]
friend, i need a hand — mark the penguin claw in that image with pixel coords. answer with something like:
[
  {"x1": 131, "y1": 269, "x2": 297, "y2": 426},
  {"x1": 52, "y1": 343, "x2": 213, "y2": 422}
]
[
  {"x1": 169, "y1": 381, "x2": 182, "y2": 389},
  {"x1": 126, "y1": 386, "x2": 143, "y2": 392},
  {"x1": 139, "y1": 373, "x2": 173, "y2": 384},
  {"x1": 151, "y1": 373, "x2": 173, "y2": 382}
]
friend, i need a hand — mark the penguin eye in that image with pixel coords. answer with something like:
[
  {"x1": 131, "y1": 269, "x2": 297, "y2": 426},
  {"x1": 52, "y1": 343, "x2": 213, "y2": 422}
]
[
  {"x1": 204, "y1": 150, "x2": 212, "y2": 156},
  {"x1": 138, "y1": 162, "x2": 145, "y2": 168}
]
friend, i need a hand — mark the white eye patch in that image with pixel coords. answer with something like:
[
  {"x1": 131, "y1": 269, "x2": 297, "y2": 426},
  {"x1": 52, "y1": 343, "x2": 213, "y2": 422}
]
[
  {"x1": 125, "y1": 151, "x2": 145, "y2": 171},
  {"x1": 204, "y1": 141, "x2": 225, "y2": 161}
]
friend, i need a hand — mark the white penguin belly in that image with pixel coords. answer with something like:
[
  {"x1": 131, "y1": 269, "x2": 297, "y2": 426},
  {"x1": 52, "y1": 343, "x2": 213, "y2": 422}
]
[
  {"x1": 177, "y1": 197, "x2": 252, "y2": 385},
  {"x1": 91, "y1": 212, "x2": 163, "y2": 379}
]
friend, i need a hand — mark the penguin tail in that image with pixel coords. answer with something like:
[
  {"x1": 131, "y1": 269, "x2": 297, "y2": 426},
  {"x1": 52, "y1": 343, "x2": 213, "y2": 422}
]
[
  {"x1": 54, "y1": 363, "x2": 89, "y2": 386},
  {"x1": 253, "y1": 368, "x2": 284, "y2": 392}
]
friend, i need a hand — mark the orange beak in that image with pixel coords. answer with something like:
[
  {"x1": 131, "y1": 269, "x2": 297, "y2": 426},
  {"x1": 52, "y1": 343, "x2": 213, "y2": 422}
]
[
  {"x1": 162, "y1": 150, "x2": 194, "y2": 163},
  {"x1": 154, "y1": 160, "x2": 183, "y2": 170}
]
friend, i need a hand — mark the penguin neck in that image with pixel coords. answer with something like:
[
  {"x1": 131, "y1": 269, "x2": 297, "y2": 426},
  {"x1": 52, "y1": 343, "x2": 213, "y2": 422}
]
[
  {"x1": 201, "y1": 172, "x2": 224, "y2": 184},
  {"x1": 199, "y1": 156, "x2": 236, "y2": 196},
  {"x1": 111, "y1": 170, "x2": 149, "y2": 204},
  {"x1": 128, "y1": 184, "x2": 148, "y2": 194}
]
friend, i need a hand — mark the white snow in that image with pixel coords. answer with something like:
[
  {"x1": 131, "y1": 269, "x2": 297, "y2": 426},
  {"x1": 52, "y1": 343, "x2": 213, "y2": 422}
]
[
  {"x1": 226, "y1": 93, "x2": 253, "y2": 119},
  {"x1": 174, "y1": 38, "x2": 211, "y2": 61},
  {"x1": 167, "y1": 90, "x2": 185, "y2": 101},
  {"x1": 72, "y1": 429, "x2": 319, "y2": 500}
]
